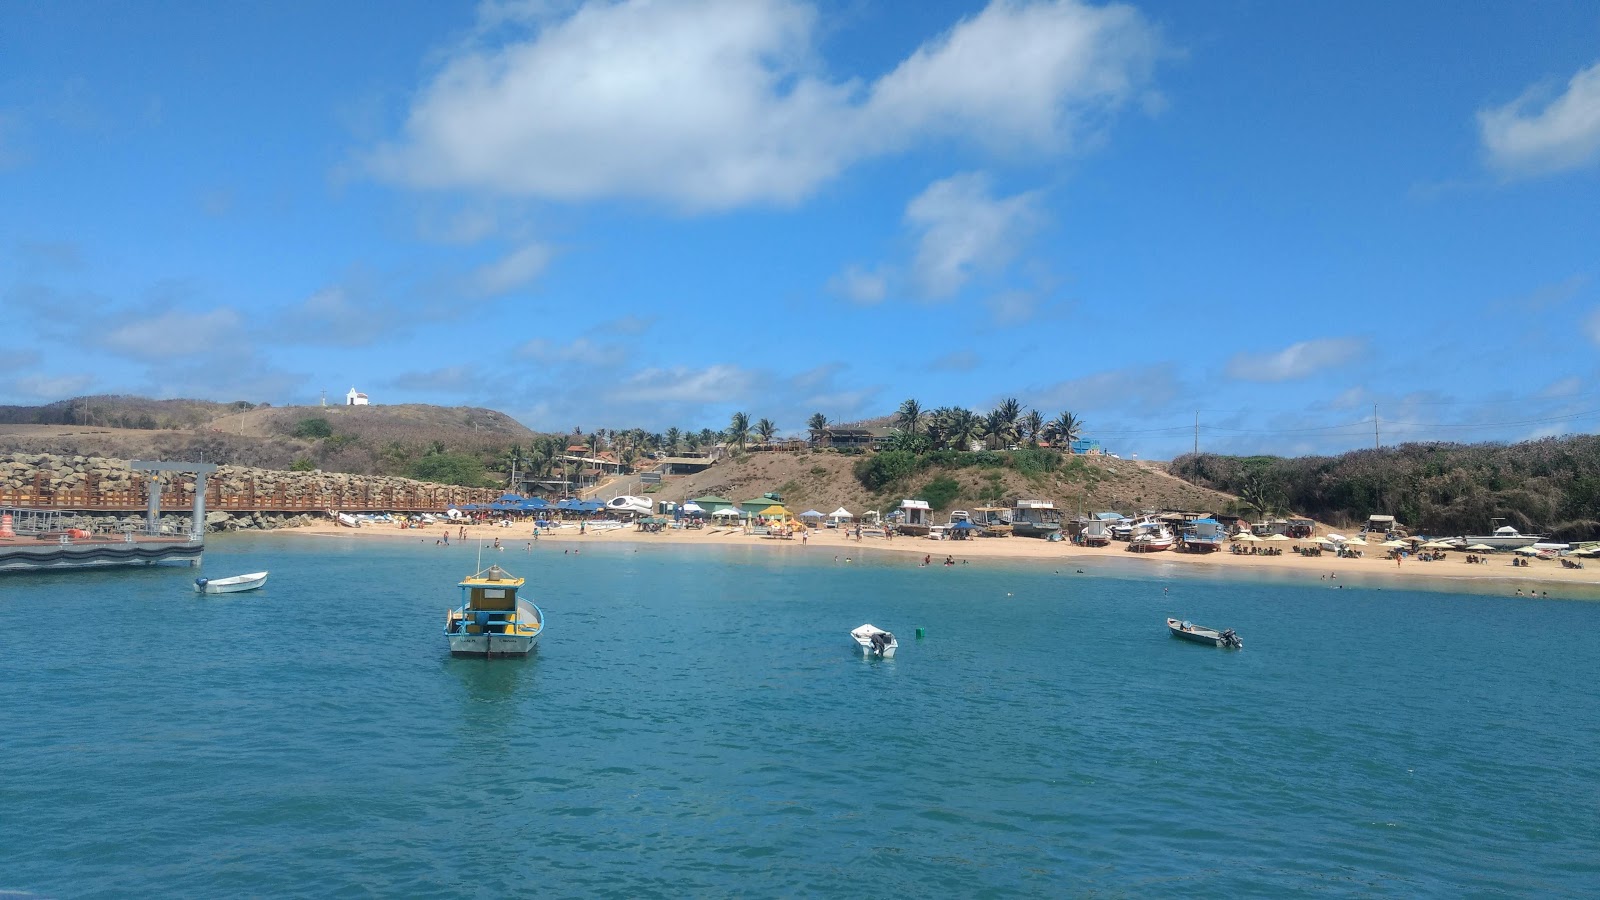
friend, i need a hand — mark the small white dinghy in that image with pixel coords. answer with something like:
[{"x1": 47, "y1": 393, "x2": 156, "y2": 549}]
[
  {"x1": 194, "y1": 571, "x2": 269, "y2": 594},
  {"x1": 851, "y1": 623, "x2": 898, "y2": 658}
]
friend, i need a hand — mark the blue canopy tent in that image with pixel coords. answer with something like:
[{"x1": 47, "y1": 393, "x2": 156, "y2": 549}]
[{"x1": 518, "y1": 498, "x2": 549, "y2": 511}]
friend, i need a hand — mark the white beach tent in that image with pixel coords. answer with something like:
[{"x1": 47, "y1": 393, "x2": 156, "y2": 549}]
[
  {"x1": 828, "y1": 507, "x2": 854, "y2": 525},
  {"x1": 711, "y1": 507, "x2": 742, "y2": 521},
  {"x1": 680, "y1": 501, "x2": 705, "y2": 515}
]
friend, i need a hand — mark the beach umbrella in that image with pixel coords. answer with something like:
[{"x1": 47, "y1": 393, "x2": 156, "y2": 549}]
[
  {"x1": 1514, "y1": 546, "x2": 1542, "y2": 556},
  {"x1": 1345, "y1": 537, "x2": 1368, "y2": 546},
  {"x1": 1465, "y1": 544, "x2": 1496, "y2": 552},
  {"x1": 1402, "y1": 536, "x2": 1426, "y2": 544},
  {"x1": 1265, "y1": 533, "x2": 1291, "y2": 541},
  {"x1": 1232, "y1": 532, "x2": 1261, "y2": 542},
  {"x1": 1382, "y1": 539, "x2": 1407, "y2": 548},
  {"x1": 1420, "y1": 541, "x2": 1451, "y2": 550},
  {"x1": 1313, "y1": 537, "x2": 1336, "y2": 546}
]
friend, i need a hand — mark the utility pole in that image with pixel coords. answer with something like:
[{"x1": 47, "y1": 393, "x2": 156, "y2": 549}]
[
  {"x1": 1374, "y1": 403, "x2": 1380, "y2": 450},
  {"x1": 1194, "y1": 411, "x2": 1199, "y2": 457}
]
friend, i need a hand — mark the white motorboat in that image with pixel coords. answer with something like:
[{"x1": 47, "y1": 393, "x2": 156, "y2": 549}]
[
  {"x1": 336, "y1": 512, "x2": 360, "y2": 527},
  {"x1": 851, "y1": 623, "x2": 898, "y2": 658},
  {"x1": 445, "y1": 564, "x2": 543, "y2": 658},
  {"x1": 1128, "y1": 525, "x2": 1175, "y2": 552},
  {"x1": 1460, "y1": 522, "x2": 1548, "y2": 550},
  {"x1": 194, "y1": 571, "x2": 268, "y2": 594},
  {"x1": 605, "y1": 495, "x2": 653, "y2": 515}
]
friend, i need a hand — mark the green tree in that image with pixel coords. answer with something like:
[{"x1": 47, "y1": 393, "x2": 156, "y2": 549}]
[
  {"x1": 294, "y1": 417, "x2": 333, "y2": 439},
  {"x1": 1047, "y1": 411, "x2": 1084, "y2": 448},
  {"x1": 1022, "y1": 409, "x2": 1044, "y2": 447},
  {"x1": 726, "y1": 412, "x2": 751, "y2": 451},
  {"x1": 896, "y1": 398, "x2": 925, "y2": 435},
  {"x1": 664, "y1": 427, "x2": 682, "y2": 454},
  {"x1": 410, "y1": 451, "x2": 490, "y2": 487},
  {"x1": 807, "y1": 412, "x2": 829, "y2": 445},
  {"x1": 755, "y1": 417, "x2": 778, "y2": 444}
]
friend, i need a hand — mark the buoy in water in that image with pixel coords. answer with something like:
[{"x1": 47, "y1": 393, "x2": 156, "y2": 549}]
[{"x1": 915, "y1": 627, "x2": 925, "y2": 639}]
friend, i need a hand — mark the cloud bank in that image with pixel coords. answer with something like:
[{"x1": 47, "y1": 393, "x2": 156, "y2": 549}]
[{"x1": 368, "y1": 0, "x2": 1160, "y2": 210}]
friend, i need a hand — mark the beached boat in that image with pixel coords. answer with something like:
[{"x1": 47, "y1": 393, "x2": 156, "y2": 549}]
[
  {"x1": 1010, "y1": 499, "x2": 1062, "y2": 539},
  {"x1": 194, "y1": 570, "x2": 268, "y2": 594},
  {"x1": 1460, "y1": 521, "x2": 1547, "y2": 550},
  {"x1": 851, "y1": 623, "x2": 897, "y2": 658},
  {"x1": 1167, "y1": 618, "x2": 1242, "y2": 649},
  {"x1": 444, "y1": 564, "x2": 544, "y2": 658},
  {"x1": 336, "y1": 513, "x2": 360, "y2": 528},
  {"x1": 1128, "y1": 525, "x2": 1175, "y2": 552},
  {"x1": 605, "y1": 495, "x2": 653, "y2": 516}
]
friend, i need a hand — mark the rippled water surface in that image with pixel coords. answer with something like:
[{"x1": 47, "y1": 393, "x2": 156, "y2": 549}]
[{"x1": 3, "y1": 535, "x2": 1599, "y2": 897}]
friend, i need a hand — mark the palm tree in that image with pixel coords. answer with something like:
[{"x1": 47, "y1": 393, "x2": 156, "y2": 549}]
[
  {"x1": 807, "y1": 412, "x2": 829, "y2": 445},
  {"x1": 1022, "y1": 410, "x2": 1044, "y2": 447},
  {"x1": 1048, "y1": 411, "x2": 1083, "y2": 449},
  {"x1": 684, "y1": 431, "x2": 702, "y2": 453},
  {"x1": 726, "y1": 412, "x2": 751, "y2": 451},
  {"x1": 501, "y1": 443, "x2": 527, "y2": 489},
  {"x1": 755, "y1": 417, "x2": 777, "y2": 445},
  {"x1": 896, "y1": 398, "x2": 924, "y2": 435},
  {"x1": 585, "y1": 432, "x2": 601, "y2": 458},
  {"x1": 947, "y1": 408, "x2": 982, "y2": 451},
  {"x1": 664, "y1": 427, "x2": 682, "y2": 455}
]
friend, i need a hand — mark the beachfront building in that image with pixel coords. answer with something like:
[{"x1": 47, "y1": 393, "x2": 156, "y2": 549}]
[
  {"x1": 692, "y1": 495, "x2": 736, "y2": 515},
  {"x1": 346, "y1": 387, "x2": 369, "y2": 406},
  {"x1": 822, "y1": 426, "x2": 894, "y2": 449},
  {"x1": 740, "y1": 493, "x2": 785, "y2": 516}
]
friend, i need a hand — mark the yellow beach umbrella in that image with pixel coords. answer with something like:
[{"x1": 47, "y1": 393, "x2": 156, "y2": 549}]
[
  {"x1": 1265, "y1": 533, "x2": 1291, "y2": 541},
  {"x1": 1382, "y1": 539, "x2": 1407, "y2": 548},
  {"x1": 1345, "y1": 537, "x2": 1368, "y2": 546}
]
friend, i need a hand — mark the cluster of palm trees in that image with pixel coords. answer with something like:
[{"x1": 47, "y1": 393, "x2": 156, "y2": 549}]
[
  {"x1": 886, "y1": 398, "x2": 1083, "y2": 452},
  {"x1": 499, "y1": 400, "x2": 1085, "y2": 488}
]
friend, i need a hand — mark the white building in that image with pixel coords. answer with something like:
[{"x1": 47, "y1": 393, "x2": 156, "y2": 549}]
[{"x1": 346, "y1": 387, "x2": 369, "y2": 406}]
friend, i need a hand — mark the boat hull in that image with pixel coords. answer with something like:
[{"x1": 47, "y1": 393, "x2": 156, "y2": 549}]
[
  {"x1": 1461, "y1": 534, "x2": 1547, "y2": 550},
  {"x1": 447, "y1": 632, "x2": 539, "y2": 658},
  {"x1": 0, "y1": 538, "x2": 203, "y2": 572},
  {"x1": 850, "y1": 624, "x2": 897, "y2": 658},
  {"x1": 195, "y1": 572, "x2": 268, "y2": 594},
  {"x1": 1167, "y1": 618, "x2": 1241, "y2": 649}
]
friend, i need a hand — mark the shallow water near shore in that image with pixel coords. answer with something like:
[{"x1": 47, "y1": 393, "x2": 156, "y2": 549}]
[{"x1": 3, "y1": 535, "x2": 1599, "y2": 897}]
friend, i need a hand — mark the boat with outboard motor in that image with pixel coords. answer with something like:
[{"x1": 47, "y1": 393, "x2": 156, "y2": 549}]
[
  {"x1": 194, "y1": 571, "x2": 268, "y2": 594},
  {"x1": 445, "y1": 564, "x2": 544, "y2": 658},
  {"x1": 851, "y1": 623, "x2": 898, "y2": 658},
  {"x1": 1167, "y1": 617, "x2": 1242, "y2": 649}
]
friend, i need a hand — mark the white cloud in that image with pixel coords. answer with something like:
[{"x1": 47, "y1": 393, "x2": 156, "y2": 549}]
[
  {"x1": 474, "y1": 241, "x2": 553, "y2": 294},
  {"x1": 984, "y1": 290, "x2": 1038, "y2": 326},
  {"x1": 1587, "y1": 306, "x2": 1600, "y2": 346},
  {"x1": 519, "y1": 336, "x2": 628, "y2": 366},
  {"x1": 930, "y1": 350, "x2": 979, "y2": 372},
  {"x1": 906, "y1": 173, "x2": 1041, "y2": 298},
  {"x1": 1479, "y1": 59, "x2": 1600, "y2": 176},
  {"x1": 1026, "y1": 364, "x2": 1181, "y2": 415},
  {"x1": 369, "y1": 0, "x2": 1159, "y2": 210},
  {"x1": 615, "y1": 363, "x2": 759, "y2": 404},
  {"x1": 827, "y1": 263, "x2": 889, "y2": 304},
  {"x1": 10, "y1": 373, "x2": 94, "y2": 402},
  {"x1": 865, "y1": 0, "x2": 1159, "y2": 153},
  {"x1": 99, "y1": 307, "x2": 243, "y2": 361},
  {"x1": 1225, "y1": 338, "x2": 1365, "y2": 382}
]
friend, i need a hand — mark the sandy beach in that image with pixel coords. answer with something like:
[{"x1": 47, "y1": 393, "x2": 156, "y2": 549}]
[{"x1": 274, "y1": 519, "x2": 1600, "y2": 598}]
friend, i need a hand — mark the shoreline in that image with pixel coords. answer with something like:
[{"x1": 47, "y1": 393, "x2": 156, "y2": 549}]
[{"x1": 265, "y1": 520, "x2": 1600, "y2": 598}]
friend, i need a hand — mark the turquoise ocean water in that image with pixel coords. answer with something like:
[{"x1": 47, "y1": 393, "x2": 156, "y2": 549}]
[{"x1": 3, "y1": 534, "x2": 1599, "y2": 897}]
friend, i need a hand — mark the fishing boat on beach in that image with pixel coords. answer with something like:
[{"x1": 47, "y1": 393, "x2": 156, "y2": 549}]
[
  {"x1": 1167, "y1": 618, "x2": 1241, "y2": 649},
  {"x1": 1460, "y1": 520, "x2": 1547, "y2": 550},
  {"x1": 194, "y1": 571, "x2": 268, "y2": 594},
  {"x1": 444, "y1": 564, "x2": 544, "y2": 658},
  {"x1": 1009, "y1": 499, "x2": 1062, "y2": 539},
  {"x1": 851, "y1": 623, "x2": 897, "y2": 658},
  {"x1": 1128, "y1": 524, "x2": 1175, "y2": 552}
]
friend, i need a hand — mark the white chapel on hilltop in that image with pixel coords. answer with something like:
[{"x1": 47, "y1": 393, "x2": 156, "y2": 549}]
[{"x1": 346, "y1": 387, "x2": 369, "y2": 406}]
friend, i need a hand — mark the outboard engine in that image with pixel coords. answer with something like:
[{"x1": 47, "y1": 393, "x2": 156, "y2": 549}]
[
  {"x1": 195, "y1": 578, "x2": 207, "y2": 589},
  {"x1": 870, "y1": 632, "x2": 891, "y2": 655},
  {"x1": 1220, "y1": 629, "x2": 1241, "y2": 649}
]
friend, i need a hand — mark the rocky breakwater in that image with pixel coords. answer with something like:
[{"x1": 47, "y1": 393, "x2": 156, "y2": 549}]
[{"x1": 0, "y1": 452, "x2": 494, "y2": 533}]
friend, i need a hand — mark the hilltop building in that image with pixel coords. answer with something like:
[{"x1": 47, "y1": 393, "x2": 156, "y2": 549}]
[{"x1": 346, "y1": 388, "x2": 369, "y2": 406}]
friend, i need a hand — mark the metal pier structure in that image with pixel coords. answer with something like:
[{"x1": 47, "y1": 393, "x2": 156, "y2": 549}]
[{"x1": 0, "y1": 460, "x2": 216, "y2": 574}]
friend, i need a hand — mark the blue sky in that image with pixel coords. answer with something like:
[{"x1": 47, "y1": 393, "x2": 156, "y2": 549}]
[{"x1": 3, "y1": 0, "x2": 1598, "y2": 458}]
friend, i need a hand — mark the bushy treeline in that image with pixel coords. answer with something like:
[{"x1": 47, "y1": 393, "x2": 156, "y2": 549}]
[
  {"x1": 1169, "y1": 436, "x2": 1600, "y2": 540},
  {"x1": 0, "y1": 396, "x2": 255, "y2": 430}
]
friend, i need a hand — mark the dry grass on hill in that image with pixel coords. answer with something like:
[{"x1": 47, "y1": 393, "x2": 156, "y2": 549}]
[{"x1": 627, "y1": 449, "x2": 1247, "y2": 517}]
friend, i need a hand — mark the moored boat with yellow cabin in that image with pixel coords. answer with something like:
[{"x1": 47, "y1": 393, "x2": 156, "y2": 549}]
[{"x1": 444, "y1": 564, "x2": 543, "y2": 658}]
